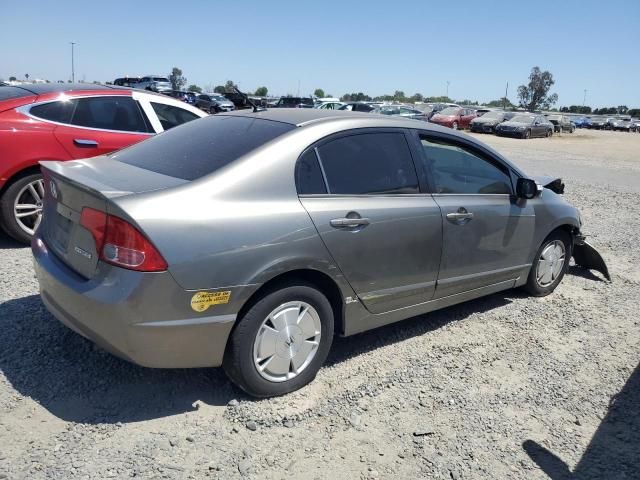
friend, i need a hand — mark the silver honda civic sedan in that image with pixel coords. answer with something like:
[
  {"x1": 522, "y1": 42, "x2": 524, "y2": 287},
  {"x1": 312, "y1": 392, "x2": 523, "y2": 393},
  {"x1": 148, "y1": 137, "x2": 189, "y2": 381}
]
[{"x1": 31, "y1": 109, "x2": 609, "y2": 397}]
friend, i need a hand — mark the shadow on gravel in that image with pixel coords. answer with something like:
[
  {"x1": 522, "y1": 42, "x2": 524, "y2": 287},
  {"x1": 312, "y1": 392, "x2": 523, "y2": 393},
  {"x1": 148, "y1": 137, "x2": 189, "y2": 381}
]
[
  {"x1": 326, "y1": 291, "x2": 517, "y2": 367},
  {"x1": 0, "y1": 295, "x2": 236, "y2": 424},
  {"x1": 0, "y1": 231, "x2": 26, "y2": 250},
  {"x1": 523, "y1": 363, "x2": 640, "y2": 479}
]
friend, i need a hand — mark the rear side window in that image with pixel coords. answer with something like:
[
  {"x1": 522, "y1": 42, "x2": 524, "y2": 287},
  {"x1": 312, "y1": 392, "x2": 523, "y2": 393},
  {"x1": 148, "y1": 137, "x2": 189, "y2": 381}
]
[
  {"x1": 317, "y1": 132, "x2": 419, "y2": 195},
  {"x1": 150, "y1": 102, "x2": 200, "y2": 130},
  {"x1": 30, "y1": 101, "x2": 76, "y2": 124},
  {"x1": 419, "y1": 136, "x2": 512, "y2": 195},
  {"x1": 296, "y1": 150, "x2": 327, "y2": 195},
  {"x1": 114, "y1": 115, "x2": 295, "y2": 181},
  {"x1": 71, "y1": 97, "x2": 149, "y2": 132}
]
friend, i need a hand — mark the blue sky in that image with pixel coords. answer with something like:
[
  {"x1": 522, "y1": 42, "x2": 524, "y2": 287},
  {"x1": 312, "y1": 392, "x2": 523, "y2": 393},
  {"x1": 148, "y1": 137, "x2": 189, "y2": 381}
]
[{"x1": 2, "y1": 0, "x2": 638, "y2": 107}]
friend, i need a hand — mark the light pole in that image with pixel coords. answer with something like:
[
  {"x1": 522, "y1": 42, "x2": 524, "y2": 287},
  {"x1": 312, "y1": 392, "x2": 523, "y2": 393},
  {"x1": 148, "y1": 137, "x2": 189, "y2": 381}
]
[
  {"x1": 583, "y1": 89, "x2": 587, "y2": 107},
  {"x1": 446, "y1": 80, "x2": 450, "y2": 98},
  {"x1": 70, "y1": 42, "x2": 77, "y2": 83}
]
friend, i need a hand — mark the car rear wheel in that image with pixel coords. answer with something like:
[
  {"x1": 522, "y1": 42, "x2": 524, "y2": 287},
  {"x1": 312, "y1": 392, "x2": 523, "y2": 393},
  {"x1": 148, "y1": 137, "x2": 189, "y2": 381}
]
[
  {"x1": 523, "y1": 230, "x2": 571, "y2": 297},
  {"x1": 523, "y1": 129, "x2": 531, "y2": 139},
  {"x1": 546, "y1": 129, "x2": 553, "y2": 137},
  {"x1": 0, "y1": 173, "x2": 45, "y2": 244},
  {"x1": 452, "y1": 121, "x2": 459, "y2": 130},
  {"x1": 223, "y1": 283, "x2": 334, "y2": 397}
]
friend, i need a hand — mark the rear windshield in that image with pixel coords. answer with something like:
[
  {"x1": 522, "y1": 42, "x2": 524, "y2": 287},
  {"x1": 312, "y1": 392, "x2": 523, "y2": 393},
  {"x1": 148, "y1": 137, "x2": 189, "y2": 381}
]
[
  {"x1": 0, "y1": 86, "x2": 32, "y2": 100},
  {"x1": 112, "y1": 115, "x2": 295, "y2": 181}
]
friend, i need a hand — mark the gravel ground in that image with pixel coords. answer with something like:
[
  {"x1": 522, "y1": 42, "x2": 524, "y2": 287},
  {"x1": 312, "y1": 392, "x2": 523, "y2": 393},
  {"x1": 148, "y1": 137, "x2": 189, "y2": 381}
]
[{"x1": 1, "y1": 129, "x2": 638, "y2": 479}]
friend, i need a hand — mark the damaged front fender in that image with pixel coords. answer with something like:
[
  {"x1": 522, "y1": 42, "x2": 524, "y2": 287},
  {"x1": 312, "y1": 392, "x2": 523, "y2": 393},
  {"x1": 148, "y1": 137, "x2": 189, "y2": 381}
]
[{"x1": 573, "y1": 235, "x2": 611, "y2": 281}]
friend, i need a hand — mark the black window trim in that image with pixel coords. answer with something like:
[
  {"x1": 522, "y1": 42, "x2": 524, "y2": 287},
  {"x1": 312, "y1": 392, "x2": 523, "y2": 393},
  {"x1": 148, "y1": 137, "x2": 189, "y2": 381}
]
[
  {"x1": 295, "y1": 127, "x2": 425, "y2": 197},
  {"x1": 20, "y1": 95, "x2": 154, "y2": 135},
  {"x1": 411, "y1": 129, "x2": 516, "y2": 196}
]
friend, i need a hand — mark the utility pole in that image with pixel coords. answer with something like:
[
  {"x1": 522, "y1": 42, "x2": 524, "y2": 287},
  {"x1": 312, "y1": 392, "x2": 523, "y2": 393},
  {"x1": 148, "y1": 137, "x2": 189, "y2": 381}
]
[
  {"x1": 583, "y1": 89, "x2": 587, "y2": 107},
  {"x1": 70, "y1": 42, "x2": 77, "y2": 83},
  {"x1": 504, "y1": 82, "x2": 509, "y2": 110},
  {"x1": 446, "y1": 80, "x2": 450, "y2": 98}
]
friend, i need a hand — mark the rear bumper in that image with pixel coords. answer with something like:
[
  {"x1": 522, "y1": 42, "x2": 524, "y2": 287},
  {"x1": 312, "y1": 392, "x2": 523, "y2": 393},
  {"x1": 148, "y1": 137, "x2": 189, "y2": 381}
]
[{"x1": 32, "y1": 236, "x2": 236, "y2": 368}]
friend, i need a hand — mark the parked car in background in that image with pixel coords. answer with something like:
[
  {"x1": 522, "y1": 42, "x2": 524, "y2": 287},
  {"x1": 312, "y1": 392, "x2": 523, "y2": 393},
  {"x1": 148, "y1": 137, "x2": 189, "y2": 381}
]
[
  {"x1": 0, "y1": 83, "x2": 206, "y2": 243},
  {"x1": 630, "y1": 119, "x2": 640, "y2": 132},
  {"x1": 469, "y1": 110, "x2": 515, "y2": 133},
  {"x1": 274, "y1": 97, "x2": 315, "y2": 108},
  {"x1": 31, "y1": 108, "x2": 609, "y2": 397},
  {"x1": 589, "y1": 118, "x2": 607, "y2": 130},
  {"x1": 113, "y1": 76, "x2": 141, "y2": 87},
  {"x1": 429, "y1": 107, "x2": 477, "y2": 130},
  {"x1": 133, "y1": 76, "x2": 172, "y2": 93},
  {"x1": 165, "y1": 90, "x2": 197, "y2": 105},
  {"x1": 338, "y1": 102, "x2": 376, "y2": 112},
  {"x1": 196, "y1": 94, "x2": 235, "y2": 113},
  {"x1": 372, "y1": 105, "x2": 429, "y2": 121},
  {"x1": 604, "y1": 118, "x2": 617, "y2": 130},
  {"x1": 315, "y1": 102, "x2": 345, "y2": 110},
  {"x1": 495, "y1": 114, "x2": 554, "y2": 139},
  {"x1": 612, "y1": 119, "x2": 633, "y2": 132},
  {"x1": 547, "y1": 114, "x2": 575, "y2": 133},
  {"x1": 572, "y1": 117, "x2": 591, "y2": 128}
]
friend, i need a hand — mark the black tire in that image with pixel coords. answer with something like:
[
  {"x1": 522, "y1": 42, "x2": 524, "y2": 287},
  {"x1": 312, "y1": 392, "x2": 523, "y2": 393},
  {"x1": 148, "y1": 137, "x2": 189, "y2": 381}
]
[
  {"x1": 452, "y1": 121, "x2": 459, "y2": 130},
  {"x1": 523, "y1": 129, "x2": 531, "y2": 139},
  {"x1": 209, "y1": 106, "x2": 216, "y2": 114},
  {"x1": 0, "y1": 172, "x2": 43, "y2": 244},
  {"x1": 523, "y1": 230, "x2": 572, "y2": 297},
  {"x1": 223, "y1": 283, "x2": 334, "y2": 397},
  {"x1": 547, "y1": 129, "x2": 553, "y2": 137}
]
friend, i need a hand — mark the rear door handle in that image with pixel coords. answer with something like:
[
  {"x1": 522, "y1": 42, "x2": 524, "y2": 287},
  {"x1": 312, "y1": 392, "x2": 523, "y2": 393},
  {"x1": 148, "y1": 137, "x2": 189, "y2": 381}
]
[
  {"x1": 330, "y1": 217, "x2": 370, "y2": 228},
  {"x1": 73, "y1": 139, "x2": 99, "y2": 147}
]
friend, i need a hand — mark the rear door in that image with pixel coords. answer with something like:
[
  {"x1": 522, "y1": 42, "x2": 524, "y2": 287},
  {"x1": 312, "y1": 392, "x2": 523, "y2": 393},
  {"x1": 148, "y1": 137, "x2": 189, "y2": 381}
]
[
  {"x1": 297, "y1": 129, "x2": 443, "y2": 314},
  {"x1": 415, "y1": 132, "x2": 535, "y2": 298},
  {"x1": 52, "y1": 96, "x2": 153, "y2": 158}
]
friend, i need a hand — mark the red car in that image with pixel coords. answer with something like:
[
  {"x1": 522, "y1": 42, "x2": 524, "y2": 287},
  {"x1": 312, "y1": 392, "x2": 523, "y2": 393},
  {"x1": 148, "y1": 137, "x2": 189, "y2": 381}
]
[
  {"x1": 0, "y1": 83, "x2": 206, "y2": 243},
  {"x1": 429, "y1": 107, "x2": 477, "y2": 130}
]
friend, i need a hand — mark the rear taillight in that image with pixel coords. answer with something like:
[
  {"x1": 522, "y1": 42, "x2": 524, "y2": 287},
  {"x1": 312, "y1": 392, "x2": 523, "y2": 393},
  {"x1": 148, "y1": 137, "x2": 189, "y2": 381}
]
[{"x1": 80, "y1": 207, "x2": 167, "y2": 272}]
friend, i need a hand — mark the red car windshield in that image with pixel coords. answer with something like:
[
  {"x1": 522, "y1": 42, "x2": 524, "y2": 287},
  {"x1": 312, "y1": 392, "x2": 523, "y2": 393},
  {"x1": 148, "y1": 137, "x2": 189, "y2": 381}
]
[{"x1": 439, "y1": 107, "x2": 461, "y2": 116}]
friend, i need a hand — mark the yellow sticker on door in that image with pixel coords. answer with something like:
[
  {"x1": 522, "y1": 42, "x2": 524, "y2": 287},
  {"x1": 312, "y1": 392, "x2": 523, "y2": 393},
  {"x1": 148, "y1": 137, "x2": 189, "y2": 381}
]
[{"x1": 190, "y1": 290, "x2": 231, "y2": 312}]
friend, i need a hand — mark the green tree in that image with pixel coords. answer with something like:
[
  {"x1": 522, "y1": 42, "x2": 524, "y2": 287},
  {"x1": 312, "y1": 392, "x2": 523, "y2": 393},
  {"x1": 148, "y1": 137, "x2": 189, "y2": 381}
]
[
  {"x1": 224, "y1": 80, "x2": 238, "y2": 92},
  {"x1": 9, "y1": 76, "x2": 16, "y2": 81},
  {"x1": 424, "y1": 96, "x2": 454, "y2": 103},
  {"x1": 314, "y1": 88, "x2": 325, "y2": 98},
  {"x1": 617, "y1": 105, "x2": 628, "y2": 114},
  {"x1": 409, "y1": 93, "x2": 424, "y2": 103},
  {"x1": 486, "y1": 97, "x2": 514, "y2": 109},
  {"x1": 517, "y1": 66, "x2": 558, "y2": 111},
  {"x1": 187, "y1": 84, "x2": 202, "y2": 93},
  {"x1": 628, "y1": 108, "x2": 640, "y2": 117},
  {"x1": 169, "y1": 67, "x2": 187, "y2": 90},
  {"x1": 254, "y1": 86, "x2": 268, "y2": 96},
  {"x1": 213, "y1": 85, "x2": 226, "y2": 94}
]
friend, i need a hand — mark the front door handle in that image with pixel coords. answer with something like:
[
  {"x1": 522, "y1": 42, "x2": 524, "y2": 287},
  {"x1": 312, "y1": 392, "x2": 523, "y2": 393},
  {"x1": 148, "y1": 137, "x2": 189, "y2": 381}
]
[
  {"x1": 446, "y1": 207, "x2": 474, "y2": 224},
  {"x1": 73, "y1": 139, "x2": 99, "y2": 148},
  {"x1": 330, "y1": 217, "x2": 370, "y2": 228}
]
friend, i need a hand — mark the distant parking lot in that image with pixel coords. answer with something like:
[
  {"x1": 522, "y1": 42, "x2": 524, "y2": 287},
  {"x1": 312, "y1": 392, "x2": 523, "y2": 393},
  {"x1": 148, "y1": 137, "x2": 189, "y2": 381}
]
[{"x1": 1, "y1": 128, "x2": 638, "y2": 479}]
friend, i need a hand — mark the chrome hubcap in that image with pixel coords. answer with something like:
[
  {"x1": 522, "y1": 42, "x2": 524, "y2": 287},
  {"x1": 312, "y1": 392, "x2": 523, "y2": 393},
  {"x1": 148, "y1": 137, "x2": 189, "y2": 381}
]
[
  {"x1": 14, "y1": 178, "x2": 45, "y2": 236},
  {"x1": 253, "y1": 301, "x2": 321, "y2": 382},
  {"x1": 536, "y1": 240, "x2": 566, "y2": 287}
]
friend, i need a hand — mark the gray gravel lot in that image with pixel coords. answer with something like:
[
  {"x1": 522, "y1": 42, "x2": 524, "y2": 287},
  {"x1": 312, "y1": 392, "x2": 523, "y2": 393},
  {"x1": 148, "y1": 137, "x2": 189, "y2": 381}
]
[{"x1": 0, "y1": 128, "x2": 638, "y2": 479}]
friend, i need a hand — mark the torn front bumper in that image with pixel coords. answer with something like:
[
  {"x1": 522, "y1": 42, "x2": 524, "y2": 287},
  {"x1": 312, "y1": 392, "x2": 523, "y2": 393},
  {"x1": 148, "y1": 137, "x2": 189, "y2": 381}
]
[{"x1": 573, "y1": 234, "x2": 611, "y2": 281}]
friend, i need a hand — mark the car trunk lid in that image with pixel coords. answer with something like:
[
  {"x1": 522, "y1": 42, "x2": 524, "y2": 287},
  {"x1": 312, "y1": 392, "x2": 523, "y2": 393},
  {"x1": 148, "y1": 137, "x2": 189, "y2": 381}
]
[{"x1": 39, "y1": 157, "x2": 187, "y2": 278}]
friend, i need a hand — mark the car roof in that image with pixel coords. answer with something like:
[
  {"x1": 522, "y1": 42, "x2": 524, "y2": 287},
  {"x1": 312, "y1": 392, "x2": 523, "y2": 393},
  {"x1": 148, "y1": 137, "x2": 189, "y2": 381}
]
[{"x1": 6, "y1": 83, "x2": 128, "y2": 96}]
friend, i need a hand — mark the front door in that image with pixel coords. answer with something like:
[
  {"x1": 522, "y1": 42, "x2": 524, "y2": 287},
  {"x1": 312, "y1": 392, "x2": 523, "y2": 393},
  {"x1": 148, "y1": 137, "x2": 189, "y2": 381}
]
[
  {"x1": 417, "y1": 134, "x2": 535, "y2": 298},
  {"x1": 296, "y1": 130, "x2": 443, "y2": 314}
]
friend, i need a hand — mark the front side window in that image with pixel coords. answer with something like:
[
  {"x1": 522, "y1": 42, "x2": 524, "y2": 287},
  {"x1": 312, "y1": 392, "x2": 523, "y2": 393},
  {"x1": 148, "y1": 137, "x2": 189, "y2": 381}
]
[
  {"x1": 150, "y1": 102, "x2": 200, "y2": 130},
  {"x1": 72, "y1": 96, "x2": 149, "y2": 132},
  {"x1": 419, "y1": 136, "x2": 512, "y2": 195},
  {"x1": 30, "y1": 100, "x2": 76, "y2": 124},
  {"x1": 317, "y1": 132, "x2": 419, "y2": 195}
]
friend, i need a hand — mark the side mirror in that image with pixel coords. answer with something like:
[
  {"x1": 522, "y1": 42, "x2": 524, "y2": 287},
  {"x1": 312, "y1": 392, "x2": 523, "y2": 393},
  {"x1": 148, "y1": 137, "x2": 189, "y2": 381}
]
[{"x1": 516, "y1": 178, "x2": 539, "y2": 199}]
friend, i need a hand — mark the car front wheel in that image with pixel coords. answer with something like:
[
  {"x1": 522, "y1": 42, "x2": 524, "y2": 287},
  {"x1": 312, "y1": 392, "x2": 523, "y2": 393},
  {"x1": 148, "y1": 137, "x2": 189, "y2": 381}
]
[
  {"x1": 523, "y1": 230, "x2": 571, "y2": 296},
  {"x1": 452, "y1": 121, "x2": 459, "y2": 130},
  {"x1": 223, "y1": 283, "x2": 334, "y2": 397},
  {"x1": 523, "y1": 129, "x2": 531, "y2": 139},
  {"x1": 0, "y1": 173, "x2": 45, "y2": 244}
]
